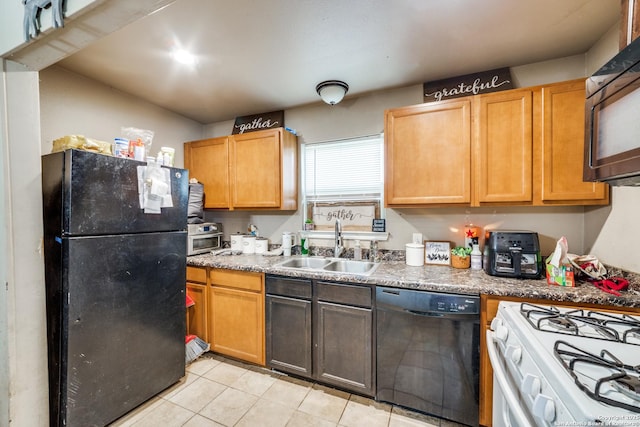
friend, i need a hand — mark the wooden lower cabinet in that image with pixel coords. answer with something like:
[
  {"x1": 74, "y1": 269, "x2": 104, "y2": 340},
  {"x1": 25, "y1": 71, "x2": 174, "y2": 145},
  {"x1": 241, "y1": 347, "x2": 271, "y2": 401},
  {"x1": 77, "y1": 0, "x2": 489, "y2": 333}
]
[
  {"x1": 265, "y1": 275, "x2": 375, "y2": 396},
  {"x1": 186, "y1": 266, "x2": 208, "y2": 343},
  {"x1": 315, "y1": 300, "x2": 373, "y2": 395},
  {"x1": 186, "y1": 283, "x2": 208, "y2": 342},
  {"x1": 314, "y1": 280, "x2": 374, "y2": 396},
  {"x1": 265, "y1": 276, "x2": 313, "y2": 377},
  {"x1": 209, "y1": 268, "x2": 265, "y2": 365}
]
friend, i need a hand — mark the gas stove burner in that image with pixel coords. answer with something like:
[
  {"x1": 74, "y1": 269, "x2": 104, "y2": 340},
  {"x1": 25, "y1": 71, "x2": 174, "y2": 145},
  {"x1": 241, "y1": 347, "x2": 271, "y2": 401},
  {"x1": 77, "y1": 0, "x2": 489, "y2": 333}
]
[
  {"x1": 520, "y1": 302, "x2": 639, "y2": 345},
  {"x1": 613, "y1": 375, "x2": 640, "y2": 401},
  {"x1": 548, "y1": 316, "x2": 578, "y2": 332},
  {"x1": 554, "y1": 340, "x2": 640, "y2": 413}
]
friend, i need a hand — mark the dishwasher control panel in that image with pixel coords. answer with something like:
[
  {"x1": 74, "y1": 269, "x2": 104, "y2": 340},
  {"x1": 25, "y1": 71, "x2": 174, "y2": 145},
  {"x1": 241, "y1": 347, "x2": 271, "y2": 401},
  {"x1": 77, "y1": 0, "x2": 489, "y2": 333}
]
[
  {"x1": 376, "y1": 287, "x2": 480, "y2": 314},
  {"x1": 432, "y1": 295, "x2": 479, "y2": 313}
]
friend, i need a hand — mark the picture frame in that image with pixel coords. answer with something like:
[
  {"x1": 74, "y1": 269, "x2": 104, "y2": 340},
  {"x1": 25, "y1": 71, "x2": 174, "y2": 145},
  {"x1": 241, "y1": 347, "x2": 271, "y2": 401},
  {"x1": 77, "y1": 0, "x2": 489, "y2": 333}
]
[{"x1": 424, "y1": 241, "x2": 451, "y2": 265}]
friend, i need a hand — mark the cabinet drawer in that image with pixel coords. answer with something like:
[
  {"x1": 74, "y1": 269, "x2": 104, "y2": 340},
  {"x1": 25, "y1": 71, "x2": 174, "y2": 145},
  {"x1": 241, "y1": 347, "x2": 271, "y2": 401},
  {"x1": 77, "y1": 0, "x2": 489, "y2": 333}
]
[
  {"x1": 210, "y1": 268, "x2": 263, "y2": 292},
  {"x1": 266, "y1": 275, "x2": 312, "y2": 299},
  {"x1": 187, "y1": 266, "x2": 207, "y2": 283},
  {"x1": 317, "y1": 281, "x2": 372, "y2": 308}
]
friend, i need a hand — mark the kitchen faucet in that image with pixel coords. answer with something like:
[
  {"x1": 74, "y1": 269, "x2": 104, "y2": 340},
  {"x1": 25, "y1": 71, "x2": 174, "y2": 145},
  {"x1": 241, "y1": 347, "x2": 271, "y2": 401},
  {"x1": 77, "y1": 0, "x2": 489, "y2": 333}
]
[{"x1": 334, "y1": 219, "x2": 344, "y2": 258}]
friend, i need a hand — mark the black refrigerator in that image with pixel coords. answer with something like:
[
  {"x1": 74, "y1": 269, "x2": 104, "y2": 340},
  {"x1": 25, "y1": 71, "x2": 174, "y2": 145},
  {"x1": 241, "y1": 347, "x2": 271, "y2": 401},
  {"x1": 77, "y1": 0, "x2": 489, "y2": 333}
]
[{"x1": 41, "y1": 149, "x2": 189, "y2": 427}]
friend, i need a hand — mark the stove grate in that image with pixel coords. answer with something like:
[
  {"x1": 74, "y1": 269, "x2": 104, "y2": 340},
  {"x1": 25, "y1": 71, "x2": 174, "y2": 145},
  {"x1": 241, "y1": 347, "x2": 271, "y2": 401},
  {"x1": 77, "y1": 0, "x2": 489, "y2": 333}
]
[
  {"x1": 519, "y1": 303, "x2": 638, "y2": 344},
  {"x1": 554, "y1": 340, "x2": 640, "y2": 413}
]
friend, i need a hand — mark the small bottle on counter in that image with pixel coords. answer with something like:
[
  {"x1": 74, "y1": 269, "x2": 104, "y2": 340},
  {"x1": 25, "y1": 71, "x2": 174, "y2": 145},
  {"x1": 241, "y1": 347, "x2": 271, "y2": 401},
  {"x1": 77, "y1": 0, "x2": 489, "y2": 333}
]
[
  {"x1": 354, "y1": 240, "x2": 362, "y2": 260},
  {"x1": 470, "y1": 244, "x2": 482, "y2": 270}
]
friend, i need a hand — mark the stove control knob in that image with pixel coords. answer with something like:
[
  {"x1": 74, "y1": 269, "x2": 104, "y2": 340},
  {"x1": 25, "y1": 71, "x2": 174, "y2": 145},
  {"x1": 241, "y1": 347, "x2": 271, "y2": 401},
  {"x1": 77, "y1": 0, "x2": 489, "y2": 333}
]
[
  {"x1": 533, "y1": 394, "x2": 555, "y2": 422},
  {"x1": 521, "y1": 373, "x2": 541, "y2": 396},
  {"x1": 494, "y1": 324, "x2": 508, "y2": 341},
  {"x1": 490, "y1": 317, "x2": 502, "y2": 330},
  {"x1": 506, "y1": 345, "x2": 522, "y2": 364}
]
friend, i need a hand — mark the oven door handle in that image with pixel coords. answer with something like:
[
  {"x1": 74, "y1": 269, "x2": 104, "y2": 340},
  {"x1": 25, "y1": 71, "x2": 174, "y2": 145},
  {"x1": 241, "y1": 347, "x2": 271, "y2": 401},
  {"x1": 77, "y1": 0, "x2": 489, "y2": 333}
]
[{"x1": 486, "y1": 329, "x2": 535, "y2": 427}]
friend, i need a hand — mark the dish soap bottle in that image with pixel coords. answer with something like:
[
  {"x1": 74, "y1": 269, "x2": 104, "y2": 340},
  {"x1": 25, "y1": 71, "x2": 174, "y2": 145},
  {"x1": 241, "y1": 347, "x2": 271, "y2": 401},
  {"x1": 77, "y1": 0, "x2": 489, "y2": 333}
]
[
  {"x1": 354, "y1": 240, "x2": 362, "y2": 260},
  {"x1": 470, "y1": 244, "x2": 482, "y2": 270}
]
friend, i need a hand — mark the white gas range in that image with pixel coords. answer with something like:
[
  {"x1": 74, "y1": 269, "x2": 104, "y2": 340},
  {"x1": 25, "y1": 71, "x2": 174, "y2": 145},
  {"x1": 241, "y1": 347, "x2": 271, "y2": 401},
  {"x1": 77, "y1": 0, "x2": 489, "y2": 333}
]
[{"x1": 487, "y1": 301, "x2": 640, "y2": 427}]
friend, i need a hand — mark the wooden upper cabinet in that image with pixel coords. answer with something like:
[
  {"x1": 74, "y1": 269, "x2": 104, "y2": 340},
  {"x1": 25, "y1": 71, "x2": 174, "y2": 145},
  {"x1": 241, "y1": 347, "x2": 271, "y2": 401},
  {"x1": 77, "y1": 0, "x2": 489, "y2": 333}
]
[
  {"x1": 184, "y1": 136, "x2": 230, "y2": 208},
  {"x1": 230, "y1": 128, "x2": 297, "y2": 210},
  {"x1": 535, "y1": 80, "x2": 609, "y2": 205},
  {"x1": 385, "y1": 99, "x2": 472, "y2": 206},
  {"x1": 384, "y1": 79, "x2": 610, "y2": 208},
  {"x1": 474, "y1": 89, "x2": 533, "y2": 205},
  {"x1": 184, "y1": 128, "x2": 298, "y2": 210}
]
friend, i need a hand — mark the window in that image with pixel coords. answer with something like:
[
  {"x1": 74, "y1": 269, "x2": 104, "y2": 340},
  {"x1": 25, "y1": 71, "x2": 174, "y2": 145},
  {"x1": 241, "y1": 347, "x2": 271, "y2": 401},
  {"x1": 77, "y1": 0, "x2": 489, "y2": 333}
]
[{"x1": 302, "y1": 134, "x2": 384, "y2": 229}]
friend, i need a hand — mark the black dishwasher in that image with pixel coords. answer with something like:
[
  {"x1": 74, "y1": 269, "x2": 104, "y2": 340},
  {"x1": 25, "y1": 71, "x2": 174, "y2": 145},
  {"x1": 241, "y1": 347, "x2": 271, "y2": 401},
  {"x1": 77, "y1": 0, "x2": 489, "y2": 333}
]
[{"x1": 376, "y1": 287, "x2": 480, "y2": 427}]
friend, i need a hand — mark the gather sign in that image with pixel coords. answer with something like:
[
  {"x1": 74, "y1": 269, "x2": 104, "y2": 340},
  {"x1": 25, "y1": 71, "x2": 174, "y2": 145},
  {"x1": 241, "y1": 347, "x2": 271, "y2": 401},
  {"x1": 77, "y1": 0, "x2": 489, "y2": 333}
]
[
  {"x1": 423, "y1": 67, "x2": 513, "y2": 103},
  {"x1": 232, "y1": 110, "x2": 284, "y2": 134}
]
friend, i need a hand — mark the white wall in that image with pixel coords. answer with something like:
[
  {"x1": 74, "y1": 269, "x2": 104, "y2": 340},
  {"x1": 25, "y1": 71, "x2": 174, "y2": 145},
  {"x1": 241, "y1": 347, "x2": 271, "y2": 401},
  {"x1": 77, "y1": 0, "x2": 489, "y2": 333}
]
[
  {"x1": 202, "y1": 55, "x2": 590, "y2": 256},
  {"x1": 0, "y1": 60, "x2": 11, "y2": 427},
  {"x1": 1, "y1": 60, "x2": 50, "y2": 427},
  {"x1": 40, "y1": 66, "x2": 204, "y2": 167}
]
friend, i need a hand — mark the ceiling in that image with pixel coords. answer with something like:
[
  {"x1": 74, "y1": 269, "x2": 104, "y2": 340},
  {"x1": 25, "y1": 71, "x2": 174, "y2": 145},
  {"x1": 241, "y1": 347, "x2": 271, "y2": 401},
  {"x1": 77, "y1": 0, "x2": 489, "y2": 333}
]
[{"x1": 53, "y1": 0, "x2": 620, "y2": 124}]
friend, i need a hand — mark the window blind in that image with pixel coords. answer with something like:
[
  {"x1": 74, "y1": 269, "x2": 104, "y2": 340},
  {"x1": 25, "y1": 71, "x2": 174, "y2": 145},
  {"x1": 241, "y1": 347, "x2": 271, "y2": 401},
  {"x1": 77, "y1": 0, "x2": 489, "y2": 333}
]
[{"x1": 303, "y1": 134, "x2": 384, "y2": 201}]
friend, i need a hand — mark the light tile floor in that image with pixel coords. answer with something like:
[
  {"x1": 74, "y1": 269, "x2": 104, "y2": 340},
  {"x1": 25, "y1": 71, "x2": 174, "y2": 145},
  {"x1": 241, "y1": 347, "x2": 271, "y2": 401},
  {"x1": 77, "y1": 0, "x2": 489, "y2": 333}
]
[{"x1": 109, "y1": 353, "x2": 468, "y2": 427}]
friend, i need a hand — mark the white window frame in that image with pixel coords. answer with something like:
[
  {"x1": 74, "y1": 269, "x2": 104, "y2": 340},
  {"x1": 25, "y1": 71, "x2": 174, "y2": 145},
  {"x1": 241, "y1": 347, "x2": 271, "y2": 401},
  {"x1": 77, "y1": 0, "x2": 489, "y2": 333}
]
[{"x1": 301, "y1": 133, "x2": 388, "y2": 241}]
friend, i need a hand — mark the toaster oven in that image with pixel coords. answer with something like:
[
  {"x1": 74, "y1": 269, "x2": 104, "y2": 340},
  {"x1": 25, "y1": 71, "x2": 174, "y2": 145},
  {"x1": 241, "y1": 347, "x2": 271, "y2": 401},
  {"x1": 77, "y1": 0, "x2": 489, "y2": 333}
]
[{"x1": 187, "y1": 222, "x2": 223, "y2": 255}]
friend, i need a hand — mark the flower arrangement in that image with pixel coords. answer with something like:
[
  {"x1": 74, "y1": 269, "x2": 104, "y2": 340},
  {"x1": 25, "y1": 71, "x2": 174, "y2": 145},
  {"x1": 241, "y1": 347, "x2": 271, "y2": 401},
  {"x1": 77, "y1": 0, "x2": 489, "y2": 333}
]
[{"x1": 451, "y1": 246, "x2": 472, "y2": 269}]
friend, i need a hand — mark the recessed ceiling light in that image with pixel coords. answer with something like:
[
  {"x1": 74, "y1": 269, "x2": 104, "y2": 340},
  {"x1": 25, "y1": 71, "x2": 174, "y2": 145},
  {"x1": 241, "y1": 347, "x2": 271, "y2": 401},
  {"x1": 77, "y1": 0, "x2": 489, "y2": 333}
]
[{"x1": 172, "y1": 49, "x2": 197, "y2": 66}]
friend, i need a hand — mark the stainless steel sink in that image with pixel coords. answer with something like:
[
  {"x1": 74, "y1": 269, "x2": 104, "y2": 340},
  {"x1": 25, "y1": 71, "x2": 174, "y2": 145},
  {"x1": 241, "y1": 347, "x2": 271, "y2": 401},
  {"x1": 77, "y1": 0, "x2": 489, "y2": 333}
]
[
  {"x1": 277, "y1": 257, "x2": 332, "y2": 269},
  {"x1": 323, "y1": 260, "x2": 378, "y2": 275},
  {"x1": 274, "y1": 257, "x2": 379, "y2": 276}
]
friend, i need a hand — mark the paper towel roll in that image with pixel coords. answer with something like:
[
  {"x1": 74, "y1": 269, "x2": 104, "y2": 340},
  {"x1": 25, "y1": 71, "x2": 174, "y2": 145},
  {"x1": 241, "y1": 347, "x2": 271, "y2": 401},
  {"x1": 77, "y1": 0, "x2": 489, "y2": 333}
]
[{"x1": 406, "y1": 243, "x2": 425, "y2": 266}]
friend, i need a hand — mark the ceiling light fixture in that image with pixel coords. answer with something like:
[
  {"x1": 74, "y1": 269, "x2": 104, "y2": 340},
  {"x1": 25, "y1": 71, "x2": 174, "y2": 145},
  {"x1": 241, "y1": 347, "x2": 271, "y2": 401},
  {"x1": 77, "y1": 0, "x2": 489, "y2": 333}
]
[{"x1": 316, "y1": 80, "x2": 349, "y2": 105}]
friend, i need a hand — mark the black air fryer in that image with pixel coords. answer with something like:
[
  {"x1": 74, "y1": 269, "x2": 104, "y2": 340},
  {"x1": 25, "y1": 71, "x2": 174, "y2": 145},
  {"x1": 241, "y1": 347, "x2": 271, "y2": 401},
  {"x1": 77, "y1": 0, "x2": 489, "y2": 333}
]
[{"x1": 484, "y1": 230, "x2": 543, "y2": 279}]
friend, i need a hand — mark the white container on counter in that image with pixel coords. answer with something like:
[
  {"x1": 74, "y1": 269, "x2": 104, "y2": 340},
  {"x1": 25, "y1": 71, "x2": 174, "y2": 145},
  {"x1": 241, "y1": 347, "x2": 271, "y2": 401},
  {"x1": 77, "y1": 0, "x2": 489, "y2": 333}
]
[
  {"x1": 242, "y1": 236, "x2": 256, "y2": 254},
  {"x1": 230, "y1": 234, "x2": 245, "y2": 252},
  {"x1": 282, "y1": 232, "x2": 293, "y2": 257},
  {"x1": 255, "y1": 238, "x2": 269, "y2": 254},
  {"x1": 405, "y1": 243, "x2": 425, "y2": 266}
]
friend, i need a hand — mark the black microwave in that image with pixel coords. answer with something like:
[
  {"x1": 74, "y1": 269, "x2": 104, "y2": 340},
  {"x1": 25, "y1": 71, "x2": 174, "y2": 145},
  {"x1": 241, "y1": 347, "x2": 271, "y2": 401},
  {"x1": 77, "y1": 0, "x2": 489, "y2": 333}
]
[{"x1": 585, "y1": 36, "x2": 640, "y2": 186}]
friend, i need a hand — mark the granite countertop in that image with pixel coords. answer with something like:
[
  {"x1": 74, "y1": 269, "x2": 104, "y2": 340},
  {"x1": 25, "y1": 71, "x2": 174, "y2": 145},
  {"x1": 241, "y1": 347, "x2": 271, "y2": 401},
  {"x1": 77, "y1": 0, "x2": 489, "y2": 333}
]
[{"x1": 187, "y1": 253, "x2": 640, "y2": 309}]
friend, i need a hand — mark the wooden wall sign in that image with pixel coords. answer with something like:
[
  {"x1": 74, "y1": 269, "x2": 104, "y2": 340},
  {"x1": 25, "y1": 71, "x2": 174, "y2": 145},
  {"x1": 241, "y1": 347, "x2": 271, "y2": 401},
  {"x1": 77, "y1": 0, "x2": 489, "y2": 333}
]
[
  {"x1": 310, "y1": 201, "x2": 378, "y2": 231},
  {"x1": 423, "y1": 67, "x2": 513, "y2": 103},
  {"x1": 232, "y1": 110, "x2": 284, "y2": 134}
]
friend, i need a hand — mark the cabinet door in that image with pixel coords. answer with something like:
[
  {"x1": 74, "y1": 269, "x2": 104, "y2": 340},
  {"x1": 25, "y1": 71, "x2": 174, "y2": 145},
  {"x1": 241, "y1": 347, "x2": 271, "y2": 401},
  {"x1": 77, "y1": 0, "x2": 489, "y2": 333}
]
[
  {"x1": 209, "y1": 286, "x2": 265, "y2": 365},
  {"x1": 474, "y1": 89, "x2": 533, "y2": 204},
  {"x1": 184, "y1": 137, "x2": 230, "y2": 208},
  {"x1": 385, "y1": 99, "x2": 472, "y2": 206},
  {"x1": 266, "y1": 295, "x2": 312, "y2": 376},
  {"x1": 537, "y1": 81, "x2": 609, "y2": 205},
  {"x1": 230, "y1": 129, "x2": 283, "y2": 209},
  {"x1": 315, "y1": 301, "x2": 373, "y2": 396},
  {"x1": 186, "y1": 283, "x2": 208, "y2": 343}
]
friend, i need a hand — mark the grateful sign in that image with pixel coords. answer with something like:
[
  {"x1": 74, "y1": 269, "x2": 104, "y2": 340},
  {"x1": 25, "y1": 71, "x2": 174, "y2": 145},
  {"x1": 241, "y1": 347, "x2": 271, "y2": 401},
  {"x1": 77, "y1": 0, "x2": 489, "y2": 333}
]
[
  {"x1": 423, "y1": 67, "x2": 513, "y2": 103},
  {"x1": 232, "y1": 110, "x2": 284, "y2": 134}
]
